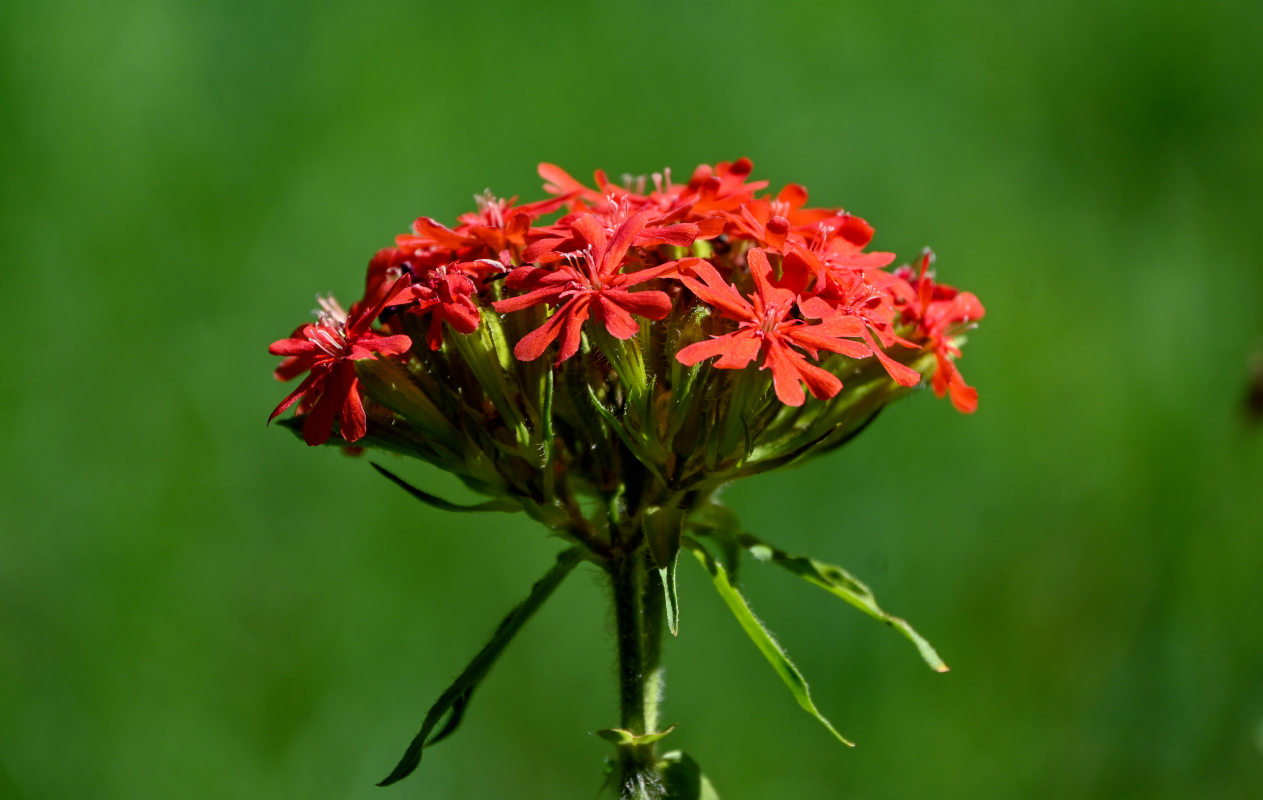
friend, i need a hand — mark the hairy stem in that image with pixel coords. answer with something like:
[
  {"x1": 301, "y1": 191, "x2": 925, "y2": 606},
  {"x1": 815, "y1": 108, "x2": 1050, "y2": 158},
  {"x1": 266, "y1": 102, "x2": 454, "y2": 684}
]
[{"x1": 609, "y1": 547, "x2": 666, "y2": 799}]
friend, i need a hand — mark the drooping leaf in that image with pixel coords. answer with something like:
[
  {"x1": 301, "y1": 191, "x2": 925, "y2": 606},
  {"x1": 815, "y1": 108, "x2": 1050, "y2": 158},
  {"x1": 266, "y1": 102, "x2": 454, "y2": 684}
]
[
  {"x1": 687, "y1": 503, "x2": 948, "y2": 673},
  {"x1": 659, "y1": 750, "x2": 721, "y2": 800},
  {"x1": 371, "y1": 462, "x2": 519, "y2": 514},
  {"x1": 684, "y1": 539, "x2": 854, "y2": 747},
  {"x1": 377, "y1": 547, "x2": 585, "y2": 786},
  {"x1": 737, "y1": 531, "x2": 948, "y2": 673},
  {"x1": 416, "y1": 685, "x2": 471, "y2": 748},
  {"x1": 685, "y1": 501, "x2": 743, "y2": 577}
]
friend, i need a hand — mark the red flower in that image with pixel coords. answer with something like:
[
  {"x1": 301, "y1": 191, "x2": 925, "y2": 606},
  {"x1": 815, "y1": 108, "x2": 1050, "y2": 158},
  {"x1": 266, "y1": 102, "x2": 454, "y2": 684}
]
[
  {"x1": 895, "y1": 251, "x2": 985, "y2": 413},
  {"x1": 402, "y1": 260, "x2": 498, "y2": 350},
  {"x1": 268, "y1": 277, "x2": 413, "y2": 445},
  {"x1": 493, "y1": 212, "x2": 688, "y2": 364},
  {"x1": 675, "y1": 248, "x2": 872, "y2": 406},
  {"x1": 727, "y1": 184, "x2": 841, "y2": 251},
  {"x1": 799, "y1": 270, "x2": 923, "y2": 389}
]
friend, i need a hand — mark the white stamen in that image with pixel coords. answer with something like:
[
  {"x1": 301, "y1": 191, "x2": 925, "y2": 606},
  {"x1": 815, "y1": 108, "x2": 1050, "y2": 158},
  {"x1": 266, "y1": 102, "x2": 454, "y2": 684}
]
[
  {"x1": 313, "y1": 294, "x2": 348, "y2": 327},
  {"x1": 474, "y1": 189, "x2": 505, "y2": 227}
]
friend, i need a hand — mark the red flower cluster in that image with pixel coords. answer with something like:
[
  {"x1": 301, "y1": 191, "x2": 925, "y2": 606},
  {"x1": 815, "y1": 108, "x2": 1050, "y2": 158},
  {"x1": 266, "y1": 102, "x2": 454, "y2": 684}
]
[{"x1": 268, "y1": 158, "x2": 983, "y2": 445}]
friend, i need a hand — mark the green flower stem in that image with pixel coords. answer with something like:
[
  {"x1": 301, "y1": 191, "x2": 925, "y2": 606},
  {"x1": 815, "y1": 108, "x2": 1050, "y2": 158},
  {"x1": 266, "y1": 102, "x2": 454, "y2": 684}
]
[{"x1": 608, "y1": 545, "x2": 666, "y2": 800}]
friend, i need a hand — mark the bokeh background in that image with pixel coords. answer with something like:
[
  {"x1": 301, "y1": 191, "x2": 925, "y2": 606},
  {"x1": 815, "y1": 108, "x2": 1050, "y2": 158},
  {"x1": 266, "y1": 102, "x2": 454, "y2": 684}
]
[{"x1": 3, "y1": 1, "x2": 1262, "y2": 798}]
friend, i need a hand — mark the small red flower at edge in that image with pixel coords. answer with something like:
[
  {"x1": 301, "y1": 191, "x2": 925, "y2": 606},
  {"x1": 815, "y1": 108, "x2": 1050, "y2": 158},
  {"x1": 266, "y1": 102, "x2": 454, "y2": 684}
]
[{"x1": 268, "y1": 277, "x2": 413, "y2": 446}]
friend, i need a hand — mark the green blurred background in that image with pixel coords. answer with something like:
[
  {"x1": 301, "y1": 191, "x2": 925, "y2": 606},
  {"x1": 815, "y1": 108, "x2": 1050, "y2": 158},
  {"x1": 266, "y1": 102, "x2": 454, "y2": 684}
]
[{"x1": 3, "y1": 1, "x2": 1261, "y2": 797}]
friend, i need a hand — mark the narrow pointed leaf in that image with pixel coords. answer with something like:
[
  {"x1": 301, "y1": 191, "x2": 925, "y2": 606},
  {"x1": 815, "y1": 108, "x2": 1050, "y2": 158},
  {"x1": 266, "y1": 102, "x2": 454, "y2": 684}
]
[
  {"x1": 737, "y1": 532, "x2": 948, "y2": 673},
  {"x1": 684, "y1": 539, "x2": 854, "y2": 747},
  {"x1": 377, "y1": 547, "x2": 584, "y2": 786},
  {"x1": 687, "y1": 504, "x2": 947, "y2": 673},
  {"x1": 659, "y1": 559, "x2": 679, "y2": 637},
  {"x1": 371, "y1": 462, "x2": 519, "y2": 514},
  {"x1": 643, "y1": 505, "x2": 684, "y2": 636},
  {"x1": 685, "y1": 501, "x2": 743, "y2": 577},
  {"x1": 419, "y1": 687, "x2": 471, "y2": 748}
]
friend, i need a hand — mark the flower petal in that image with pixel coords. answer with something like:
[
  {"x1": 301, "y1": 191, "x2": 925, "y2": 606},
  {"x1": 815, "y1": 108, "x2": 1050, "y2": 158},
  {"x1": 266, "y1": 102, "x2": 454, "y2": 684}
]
[
  {"x1": 595, "y1": 294, "x2": 640, "y2": 340},
  {"x1": 794, "y1": 357, "x2": 843, "y2": 401},
  {"x1": 571, "y1": 214, "x2": 609, "y2": 255},
  {"x1": 268, "y1": 337, "x2": 319, "y2": 357},
  {"x1": 301, "y1": 363, "x2": 354, "y2": 446},
  {"x1": 679, "y1": 261, "x2": 753, "y2": 320},
  {"x1": 763, "y1": 342, "x2": 807, "y2": 407},
  {"x1": 676, "y1": 332, "x2": 757, "y2": 369},
  {"x1": 861, "y1": 328, "x2": 921, "y2": 387},
  {"x1": 600, "y1": 211, "x2": 651, "y2": 275},
  {"x1": 350, "y1": 333, "x2": 412, "y2": 360},
  {"x1": 493, "y1": 285, "x2": 565, "y2": 313},
  {"x1": 268, "y1": 368, "x2": 323, "y2": 423},
  {"x1": 636, "y1": 223, "x2": 699, "y2": 248},
  {"x1": 538, "y1": 162, "x2": 600, "y2": 202},
  {"x1": 789, "y1": 327, "x2": 871, "y2": 360},
  {"x1": 602, "y1": 288, "x2": 672, "y2": 321},
  {"x1": 513, "y1": 306, "x2": 569, "y2": 362},
  {"x1": 338, "y1": 377, "x2": 367, "y2": 442},
  {"x1": 555, "y1": 298, "x2": 590, "y2": 364}
]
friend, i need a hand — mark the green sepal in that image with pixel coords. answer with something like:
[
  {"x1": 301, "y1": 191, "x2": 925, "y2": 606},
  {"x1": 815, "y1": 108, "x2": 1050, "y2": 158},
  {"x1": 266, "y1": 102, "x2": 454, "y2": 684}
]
[
  {"x1": 377, "y1": 548, "x2": 585, "y2": 786},
  {"x1": 371, "y1": 463, "x2": 519, "y2": 514},
  {"x1": 596, "y1": 724, "x2": 677, "y2": 747},
  {"x1": 353, "y1": 358, "x2": 462, "y2": 453},
  {"x1": 591, "y1": 325, "x2": 649, "y2": 403},
  {"x1": 276, "y1": 417, "x2": 434, "y2": 460},
  {"x1": 517, "y1": 498, "x2": 573, "y2": 532},
  {"x1": 659, "y1": 750, "x2": 720, "y2": 800},
  {"x1": 684, "y1": 538, "x2": 854, "y2": 748},
  {"x1": 586, "y1": 384, "x2": 666, "y2": 483},
  {"x1": 447, "y1": 313, "x2": 531, "y2": 448}
]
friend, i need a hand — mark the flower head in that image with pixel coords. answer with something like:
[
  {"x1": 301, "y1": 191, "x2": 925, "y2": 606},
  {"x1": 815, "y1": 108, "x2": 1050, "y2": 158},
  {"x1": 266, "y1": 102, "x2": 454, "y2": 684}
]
[{"x1": 267, "y1": 159, "x2": 984, "y2": 516}]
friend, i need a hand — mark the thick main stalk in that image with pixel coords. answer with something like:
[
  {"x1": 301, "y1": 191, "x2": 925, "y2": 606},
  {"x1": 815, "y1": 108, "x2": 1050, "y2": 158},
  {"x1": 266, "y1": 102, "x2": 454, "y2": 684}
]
[{"x1": 608, "y1": 547, "x2": 666, "y2": 799}]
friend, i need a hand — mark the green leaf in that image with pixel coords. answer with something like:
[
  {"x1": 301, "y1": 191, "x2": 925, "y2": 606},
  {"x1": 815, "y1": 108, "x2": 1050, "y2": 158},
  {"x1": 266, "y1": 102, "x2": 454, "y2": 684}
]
[
  {"x1": 659, "y1": 750, "x2": 720, "y2": 800},
  {"x1": 684, "y1": 539, "x2": 854, "y2": 748},
  {"x1": 371, "y1": 463, "x2": 519, "y2": 514},
  {"x1": 596, "y1": 724, "x2": 677, "y2": 747},
  {"x1": 736, "y1": 532, "x2": 948, "y2": 673},
  {"x1": 659, "y1": 559, "x2": 679, "y2": 637},
  {"x1": 685, "y1": 501, "x2": 743, "y2": 577},
  {"x1": 643, "y1": 505, "x2": 685, "y2": 636},
  {"x1": 377, "y1": 548, "x2": 585, "y2": 786}
]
